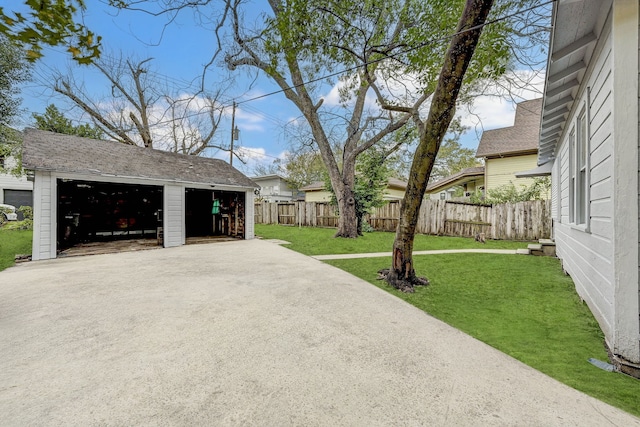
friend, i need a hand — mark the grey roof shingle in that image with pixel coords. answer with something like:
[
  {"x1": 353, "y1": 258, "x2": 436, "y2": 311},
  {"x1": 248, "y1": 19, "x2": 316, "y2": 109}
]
[
  {"x1": 22, "y1": 129, "x2": 258, "y2": 189},
  {"x1": 475, "y1": 98, "x2": 543, "y2": 158},
  {"x1": 426, "y1": 166, "x2": 485, "y2": 193}
]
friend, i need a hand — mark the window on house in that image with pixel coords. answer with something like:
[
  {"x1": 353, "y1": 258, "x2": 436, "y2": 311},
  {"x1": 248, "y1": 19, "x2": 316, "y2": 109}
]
[
  {"x1": 569, "y1": 107, "x2": 589, "y2": 226},
  {"x1": 576, "y1": 108, "x2": 588, "y2": 225},
  {"x1": 569, "y1": 128, "x2": 575, "y2": 223}
]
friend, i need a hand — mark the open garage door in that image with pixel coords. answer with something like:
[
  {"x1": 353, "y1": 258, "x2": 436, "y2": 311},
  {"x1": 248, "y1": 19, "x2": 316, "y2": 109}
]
[
  {"x1": 185, "y1": 188, "x2": 246, "y2": 239},
  {"x1": 57, "y1": 179, "x2": 163, "y2": 250}
]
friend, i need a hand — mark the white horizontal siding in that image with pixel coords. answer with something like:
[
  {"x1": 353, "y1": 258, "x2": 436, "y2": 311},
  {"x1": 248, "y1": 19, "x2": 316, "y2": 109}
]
[
  {"x1": 245, "y1": 192, "x2": 255, "y2": 240},
  {"x1": 164, "y1": 185, "x2": 184, "y2": 248},
  {"x1": 554, "y1": 14, "x2": 616, "y2": 346},
  {"x1": 32, "y1": 172, "x2": 55, "y2": 260}
]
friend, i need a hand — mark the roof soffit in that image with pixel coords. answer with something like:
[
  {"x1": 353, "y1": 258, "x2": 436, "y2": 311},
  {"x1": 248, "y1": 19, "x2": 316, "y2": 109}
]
[{"x1": 538, "y1": 0, "x2": 608, "y2": 165}]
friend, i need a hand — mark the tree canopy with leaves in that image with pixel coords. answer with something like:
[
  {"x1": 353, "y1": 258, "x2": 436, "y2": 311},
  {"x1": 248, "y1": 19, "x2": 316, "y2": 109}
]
[
  {"x1": 0, "y1": 35, "x2": 32, "y2": 174},
  {"x1": 33, "y1": 104, "x2": 103, "y2": 139},
  {"x1": 44, "y1": 0, "x2": 548, "y2": 238},
  {"x1": 0, "y1": 0, "x2": 101, "y2": 63},
  {"x1": 217, "y1": 0, "x2": 539, "y2": 237}
]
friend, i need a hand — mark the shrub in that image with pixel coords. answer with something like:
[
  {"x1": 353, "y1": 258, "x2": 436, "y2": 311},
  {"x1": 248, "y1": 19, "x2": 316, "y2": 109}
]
[
  {"x1": 470, "y1": 177, "x2": 550, "y2": 204},
  {"x1": 18, "y1": 205, "x2": 33, "y2": 220},
  {"x1": 2, "y1": 206, "x2": 34, "y2": 230}
]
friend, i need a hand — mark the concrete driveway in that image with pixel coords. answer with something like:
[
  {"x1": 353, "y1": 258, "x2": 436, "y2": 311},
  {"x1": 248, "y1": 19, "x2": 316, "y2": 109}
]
[{"x1": 0, "y1": 239, "x2": 638, "y2": 426}]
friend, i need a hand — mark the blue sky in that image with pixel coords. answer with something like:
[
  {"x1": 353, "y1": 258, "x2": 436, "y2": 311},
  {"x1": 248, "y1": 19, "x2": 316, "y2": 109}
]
[{"x1": 14, "y1": 0, "x2": 546, "y2": 176}]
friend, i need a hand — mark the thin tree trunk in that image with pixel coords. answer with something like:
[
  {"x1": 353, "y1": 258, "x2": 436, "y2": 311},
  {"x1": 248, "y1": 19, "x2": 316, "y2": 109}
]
[{"x1": 386, "y1": 0, "x2": 495, "y2": 292}]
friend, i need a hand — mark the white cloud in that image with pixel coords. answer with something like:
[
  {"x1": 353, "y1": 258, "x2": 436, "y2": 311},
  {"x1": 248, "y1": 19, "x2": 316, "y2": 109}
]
[
  {"x1": 458, "y1": 69, "x2": 546, "y2": 138},
  {"x1": 235, "y1": 107, "x2": 266, "y2": 132}
]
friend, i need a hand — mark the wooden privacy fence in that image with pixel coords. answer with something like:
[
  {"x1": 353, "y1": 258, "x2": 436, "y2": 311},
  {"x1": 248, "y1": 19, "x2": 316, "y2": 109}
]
[{"x1": 255, "y1": 199, "x2": 551, "y2": 241}]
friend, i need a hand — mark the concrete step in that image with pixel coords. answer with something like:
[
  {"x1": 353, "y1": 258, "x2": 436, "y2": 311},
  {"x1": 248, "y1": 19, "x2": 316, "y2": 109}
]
[
  {"x1": 516, "y1": 248, "x2": 531, "y2": 255},
  {"x1": 527, "y1": 242, "x2": 556, "y2": 257},
  {"x1": 539, "y1": 239, "x2": 556, "y2": 246}
]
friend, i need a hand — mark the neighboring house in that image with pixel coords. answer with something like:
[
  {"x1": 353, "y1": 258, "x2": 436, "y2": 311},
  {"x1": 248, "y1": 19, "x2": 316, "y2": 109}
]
[
  {"x1": 300, "y1": 178, "x2": 407, "y2": 202},
  {"x1": 476, "y1": 98, "x2": 544, "y2": 194},
  {"x1": 425, "y1": 166, "x2": 485, "y2": 200},
  {"x1": 538, "y1": 0, "x2": 639, "y2": 376},
  {"x1": 0, "y1": 154, "x2": 33, "y2": 209},
  {"x1": 22, "y1": 129, "x2": 258, "y2": 261},
  {"x1": 250, "y1": 174, "x2": 294, "y2": 202}
]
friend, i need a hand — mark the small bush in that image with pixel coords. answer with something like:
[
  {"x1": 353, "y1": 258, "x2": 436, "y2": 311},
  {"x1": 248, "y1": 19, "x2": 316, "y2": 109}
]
[
  {"x1": 0, "y1": 205, "x2": 11, "y2": 226},
  {"x1": 18, "y1": 205, "x2": 33, "y2": 220},
  {"x1": 3, "y1": 206, "x2": 34, "y2": 231},
  {"x1": 470, "y1": 177, "x2": 550, "y2": 204}
]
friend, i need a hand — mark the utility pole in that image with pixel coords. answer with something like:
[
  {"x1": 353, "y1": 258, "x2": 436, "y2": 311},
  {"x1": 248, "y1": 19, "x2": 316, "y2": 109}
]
[{"x1": 230, "y1": 101, "x2": 237, "y2": 166}]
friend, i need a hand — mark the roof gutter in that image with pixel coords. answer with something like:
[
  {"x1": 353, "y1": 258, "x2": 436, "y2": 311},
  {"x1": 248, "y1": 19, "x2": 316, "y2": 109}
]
[{"x1": 25, "y1": 167, "x2": 259, "y2": 191}]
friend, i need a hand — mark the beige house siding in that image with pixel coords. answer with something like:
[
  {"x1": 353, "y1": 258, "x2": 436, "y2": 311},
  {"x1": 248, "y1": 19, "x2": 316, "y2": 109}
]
[
  {"x1": 305, "y1": 190, "x2": 331, "y2": 202},
  {"x1": 485, "y1": 154, "x2": 539, "y2": 191},
  {"x1": 384, "y1": 187, "x2": 405, "y2": 200},
  {"x1": 304, "y1": 185, "x2": 406, "y2": 202}
]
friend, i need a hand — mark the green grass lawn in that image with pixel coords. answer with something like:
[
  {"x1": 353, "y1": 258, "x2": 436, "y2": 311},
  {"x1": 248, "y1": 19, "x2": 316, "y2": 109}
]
[
  {"x1": 255, "y1": 224, "x2": 640, "y2": 417},
  {"x1": 255, "y1": 223, "x2": 530, "y2": 255},
  {"x1": 0, "y1": 228, "x2": 32, "y2": 272}
]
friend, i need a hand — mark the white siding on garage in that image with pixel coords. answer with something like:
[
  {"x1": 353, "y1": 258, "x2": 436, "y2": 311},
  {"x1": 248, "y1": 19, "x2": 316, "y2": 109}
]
[
  {"x1": 245, "y1": 191, "x2": 254, "y2": 239},
  {"x1": 554, "y1": 14, "x2": 615, "y2": 341},
  {"x1": 164, "y1": 184, "x2": 185, "y2": 248},
  {"x1": 32, "y1": 172, "x2": 56, "y2": 260}
]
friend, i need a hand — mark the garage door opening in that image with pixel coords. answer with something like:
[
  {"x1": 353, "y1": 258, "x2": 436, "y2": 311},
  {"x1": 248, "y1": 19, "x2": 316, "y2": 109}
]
[
  {"x1": 185, "y1": 188, "x2": 246, "y2": 240},
  {"x1": 57, "y1": 179, "x2": 163, "y2": 251}
]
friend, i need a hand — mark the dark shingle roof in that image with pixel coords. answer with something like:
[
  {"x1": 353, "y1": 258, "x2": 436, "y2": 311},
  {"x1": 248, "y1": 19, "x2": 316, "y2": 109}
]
[
  {"x1": 22, "y1": 129, "x2": 258, "y2": 189},
  {"x1": 475, "y1": 98, "x2": 543, "y2": 158}
]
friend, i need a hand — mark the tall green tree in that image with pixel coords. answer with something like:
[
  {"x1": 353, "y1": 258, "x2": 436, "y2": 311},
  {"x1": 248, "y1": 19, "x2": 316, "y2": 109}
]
[
  {"x1": 0, "y1": 35, "x2": 32, "y2": 175},
  {"x1": 282, "y1": 151, "x2": 326, "y2": 194},
  {"x1": 351, "y1": 149, "x2": 391, "y2": 235},
  {"x1": 0, "y1": 0, "x2": 101, "y2": 63},
  {"x1": 32, "y1": 104, "x2": 104, "y2": 139},
  {"x1": 111, "y1": 0, "x2": 547, "y2": 237},
  {"x1": 221, "y1": 0, "x2": 521, "y2": 238},
  {"x1": 386, "y1": 0, "x2": 495, "y2": 292}
]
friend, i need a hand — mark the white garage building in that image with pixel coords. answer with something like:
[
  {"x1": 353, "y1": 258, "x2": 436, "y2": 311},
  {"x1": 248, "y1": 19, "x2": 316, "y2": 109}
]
[{"x1": 22, "y1": 129, "x2": 258, "y2": 260}]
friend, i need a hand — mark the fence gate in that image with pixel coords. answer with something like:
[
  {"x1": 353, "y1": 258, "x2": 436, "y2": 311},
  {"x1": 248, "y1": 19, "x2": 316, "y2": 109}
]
[{"x1": 277, "y1": 203, "x2": 296, "y2": 225}]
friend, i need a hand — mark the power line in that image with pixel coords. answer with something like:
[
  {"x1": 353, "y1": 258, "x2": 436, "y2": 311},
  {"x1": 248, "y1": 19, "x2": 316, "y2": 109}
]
[
  {"x1": 20, "y1": 1, "x2": 553, "y2": 140},
  {"x1": 232, "y1": 0, "x2": 555, "y2": 107}
]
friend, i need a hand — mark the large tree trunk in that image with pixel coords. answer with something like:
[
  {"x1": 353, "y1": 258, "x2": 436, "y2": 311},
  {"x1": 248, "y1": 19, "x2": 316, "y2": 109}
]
[
  {"x1": 386, "y1": 0, "x2": 495, "y2": 292},
  {"x1": 336, "y1": 186, "x2": 358, "y2": 238},
  {"x1": 333, "y1": 160, "x2": 359, "y2": 238}
]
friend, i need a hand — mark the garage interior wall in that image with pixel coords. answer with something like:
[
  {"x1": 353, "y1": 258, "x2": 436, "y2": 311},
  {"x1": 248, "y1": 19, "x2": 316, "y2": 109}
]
[
  {"x1": 57, "y1": 179, "x2": 163, "y2": 250},
  {"x1": 186, "y1": 188, "x2": 248, "y2": 239}
]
